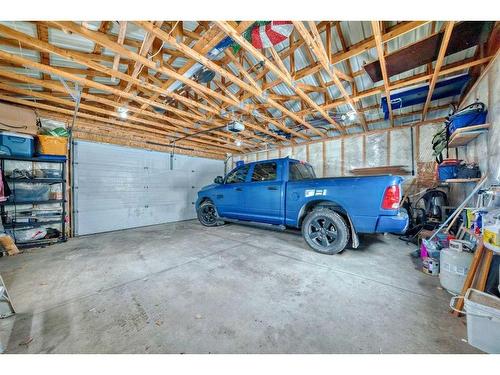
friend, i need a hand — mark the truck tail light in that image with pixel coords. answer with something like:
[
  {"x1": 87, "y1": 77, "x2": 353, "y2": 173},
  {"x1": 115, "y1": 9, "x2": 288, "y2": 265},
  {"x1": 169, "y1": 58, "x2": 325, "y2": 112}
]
[{"x1": 381, "y1": 185, "x2": 400, "y2": 210}]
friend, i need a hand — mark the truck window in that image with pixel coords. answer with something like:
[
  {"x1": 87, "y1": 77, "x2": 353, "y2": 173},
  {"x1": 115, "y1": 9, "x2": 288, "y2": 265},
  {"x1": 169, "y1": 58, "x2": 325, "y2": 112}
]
[
  {"x1": 225, "y1": 165, "x2": 250, "y2": 184},
  {"x1": 289, "y1": 162, "x2": 316, "y2": 180},
  {"x1": 251, "y1": 162, "x2": 277, "y2": 182}
]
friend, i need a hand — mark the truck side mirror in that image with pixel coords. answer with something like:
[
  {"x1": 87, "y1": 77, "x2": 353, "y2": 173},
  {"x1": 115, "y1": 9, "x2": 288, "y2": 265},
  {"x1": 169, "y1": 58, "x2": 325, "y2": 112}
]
[{"x1": 214, "y1": 176, "x2": 224, "y2": 184}]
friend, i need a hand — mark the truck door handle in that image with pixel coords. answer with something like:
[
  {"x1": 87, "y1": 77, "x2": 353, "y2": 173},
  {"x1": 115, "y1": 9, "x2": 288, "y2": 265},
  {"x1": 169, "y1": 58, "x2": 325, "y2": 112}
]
[
  {"x1": 235, "y1": 187, "x2": 243, "y2": 191},
  {"x1": 216, "y1": 194, "x2": 223, "y2": 199},
  {"x1": 267, "y1": 186, "x2": 278, "y2": 190}
]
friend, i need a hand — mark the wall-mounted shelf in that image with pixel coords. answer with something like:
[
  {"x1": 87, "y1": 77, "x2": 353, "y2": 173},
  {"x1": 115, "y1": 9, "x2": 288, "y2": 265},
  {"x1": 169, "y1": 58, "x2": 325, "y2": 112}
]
[
  {"x1": 444, "y1": 178, "x2": 481, "y2": 183},
  {"x1": 3, "y1": 219, "x2": 63, "y2": 230},
  {"x1": 1, "y1": 199, "x2": 65, "y2": 206},
  {"x1": 0, "y1": 155, "x2": 66, "y2": 163},
  {"x1": 6, "y1": 178, "x2": 64, "y2": 185},
  {"x1": 448, "y1": 123, "x2": 490, "y2": 148}
]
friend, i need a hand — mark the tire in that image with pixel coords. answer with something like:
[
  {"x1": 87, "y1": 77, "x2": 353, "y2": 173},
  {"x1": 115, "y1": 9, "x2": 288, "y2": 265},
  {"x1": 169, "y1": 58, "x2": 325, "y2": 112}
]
[
  {"x1": 197, "y1": 200, "x2": 221, "y2": 227},
  {"x1": 301, "y1": 208, "x2": 350, "y2": 255}
]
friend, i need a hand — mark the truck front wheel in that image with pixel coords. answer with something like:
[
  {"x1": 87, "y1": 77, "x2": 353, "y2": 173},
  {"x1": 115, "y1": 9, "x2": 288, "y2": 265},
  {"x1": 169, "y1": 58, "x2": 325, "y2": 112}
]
[
  {"x1": 197, "y1": 200, "x2": 221, "y2": 227},
  {"x1": 302, "y1": 208, "x2": 350, "y2": 255}
]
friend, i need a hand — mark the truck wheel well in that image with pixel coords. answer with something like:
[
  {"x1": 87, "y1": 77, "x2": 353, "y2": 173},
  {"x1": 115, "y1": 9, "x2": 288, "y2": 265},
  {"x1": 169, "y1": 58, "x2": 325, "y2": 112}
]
[
  {"x1": 199, "y1": 197, "x2": 213, "y2": 206},
  {"x1": 299, "y1": 200, "x2": 359, "y2": 248},
  {"x1": 299, "y1": 200, "x2": 351, "y2": 231}
]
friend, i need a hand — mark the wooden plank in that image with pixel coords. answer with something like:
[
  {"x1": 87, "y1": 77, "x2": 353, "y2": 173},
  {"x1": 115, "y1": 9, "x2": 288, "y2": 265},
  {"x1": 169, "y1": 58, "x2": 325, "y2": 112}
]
[
  {"x1": 215, "y1": 21, "x2": 334, "y2": 136},
  {"x1": 0, "y1": 69, "x2": 254, "y2": 148},
  {"x1": 476, "y1": 249, "x2": 493, "y2": 291},
  {"x1": 111, "y1": 21, "x2": 127, "y2": 81},
  {"x1": 293, "y1": 22, "x2": 357, "y2": 121},
  {"x1": 291, "y1": 22, "x2": 429, "y2": 82},
  {"x1": 322, "y1": 141, "x2": 326, "y2": 177},
  {"x1": 453, "y1": 241, "x2": 484, "y2": 316},
  {"x1": 460, "y1": 48, "x2": 500, "y2": 106},
  {"x1": 351, "y1": 166, "x2": 410, "y2": 176},
  {"x1": 0, "y1": 83, "x2": 243, "y2": 153},
  {"x1": 371, "y1": 21, "x2": 394, "y2": 126},
  {"x1": 448, "y1": 127, "x2": 489, "y2": 148},
  {"x1": 444, "y1": 178, "x2": 481, "y2": 183},
  {"x1": 365, "y1": 21, "x2": 493, "y2": 82},
  {"x1": 318, "y1": 55, "x2": 493, "y2": 114},
  {"x1": 422, "y1": 22, "x2": 455, "y2": 119},
  {"x1": 0, "y1": 29, "x2": 270, "y2": 147},
  {"x1": 124, "y1": 22, "x2": 307, "y2": 142},
  {"x1": 0, "y1": 94, "x2": 230, "y2": 156},
  {"x1": 136, "y1": 21, "x2": 318, "y2": 139}
]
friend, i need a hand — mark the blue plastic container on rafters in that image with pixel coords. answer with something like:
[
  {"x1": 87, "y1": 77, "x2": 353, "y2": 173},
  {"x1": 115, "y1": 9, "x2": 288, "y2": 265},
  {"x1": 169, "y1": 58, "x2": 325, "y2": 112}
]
[{"x1": 380, "y1": 73, "x2": 470, "y2": 120}]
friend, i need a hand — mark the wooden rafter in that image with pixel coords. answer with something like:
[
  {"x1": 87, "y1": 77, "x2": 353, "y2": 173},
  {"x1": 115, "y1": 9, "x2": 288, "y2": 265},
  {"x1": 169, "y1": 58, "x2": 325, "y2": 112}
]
[
  {"x1": 293, "y1": 22, "x2": 360, "y2": 125},
  {"x1": 111, "y1": 21, "x2": 128, "y2": 82},
  {"x1": 0, "y1": 23, "x2": 273, "y2": 147},
  {"x1": 0, "y1": 70, "x2": 248, "y2": 152},
  {"x1": 35, "y1": 23, "x2": 50, "y2": 90},
  {"x1": 136, "y1": 21, "x2": 325, "y2": 138},
  {"x1": 0, "y1": 20, "x2": 492, "y2": 158},
  {"x1": 49, "y1": 21, "x2": 303, "y2": 143},
  {"x1": 422, "y1": 21, "x2": 455, "y2": 120},
  {"x1": 334, "y1": 22, "x2": 368, "y2": 132},
  {"x1": 371, "y1": 21, "x2": 394, "y2": 126},
  {"x1": 215, "y1": 21, "x2": 339, "y2": 135}
]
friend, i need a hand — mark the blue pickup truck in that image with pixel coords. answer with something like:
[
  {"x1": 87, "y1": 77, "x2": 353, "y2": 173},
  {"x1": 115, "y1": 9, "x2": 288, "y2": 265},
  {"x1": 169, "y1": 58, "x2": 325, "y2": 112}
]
[{"x1": 196, "y1": 157, "x2": 408, "y2": 254}]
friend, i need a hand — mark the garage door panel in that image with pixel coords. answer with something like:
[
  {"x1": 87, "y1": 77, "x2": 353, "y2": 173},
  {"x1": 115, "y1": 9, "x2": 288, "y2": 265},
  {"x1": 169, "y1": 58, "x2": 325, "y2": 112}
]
[{"x1": 73, "y1": 141, "x2": 223, "y2": 235}]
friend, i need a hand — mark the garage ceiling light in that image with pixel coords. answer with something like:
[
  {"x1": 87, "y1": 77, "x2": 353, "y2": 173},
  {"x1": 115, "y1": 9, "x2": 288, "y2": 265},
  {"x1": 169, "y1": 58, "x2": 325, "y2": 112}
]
[{"x1": 117, "y1": 107, "x2": 129, "y2": 119}]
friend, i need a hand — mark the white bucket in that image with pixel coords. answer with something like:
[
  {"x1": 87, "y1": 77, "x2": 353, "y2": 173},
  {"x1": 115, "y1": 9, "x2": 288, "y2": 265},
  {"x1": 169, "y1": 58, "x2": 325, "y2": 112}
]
[{"x1": 456, "y1": 289, "x2": 500, "y2": 353}]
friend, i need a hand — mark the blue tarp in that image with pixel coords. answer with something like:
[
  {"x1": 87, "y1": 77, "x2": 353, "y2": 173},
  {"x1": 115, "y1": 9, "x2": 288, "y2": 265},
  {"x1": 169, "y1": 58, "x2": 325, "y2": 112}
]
[{"x1": 380, "y1": 74, "x2": 470, "y2": 120}]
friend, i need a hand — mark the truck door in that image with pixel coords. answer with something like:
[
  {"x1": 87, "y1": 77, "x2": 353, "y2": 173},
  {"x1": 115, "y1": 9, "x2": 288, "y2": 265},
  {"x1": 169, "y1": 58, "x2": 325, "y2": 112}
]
[
  {"x1": 215, "y1": 164, "x2": 250, "y2": 218},
  {"x1": 243, "y1": 161, "x2": 283, "y2": 224}
]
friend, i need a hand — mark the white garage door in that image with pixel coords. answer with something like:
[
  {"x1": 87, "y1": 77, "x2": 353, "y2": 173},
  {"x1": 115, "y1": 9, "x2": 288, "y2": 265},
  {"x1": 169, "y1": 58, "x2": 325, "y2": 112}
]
[{"x1": 72, "y1": 140, "x2": 224, "y2": 235}]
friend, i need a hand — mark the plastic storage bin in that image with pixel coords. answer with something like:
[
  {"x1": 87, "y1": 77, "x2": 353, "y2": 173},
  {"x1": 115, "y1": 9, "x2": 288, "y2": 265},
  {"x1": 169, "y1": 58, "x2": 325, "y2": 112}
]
[
  {"x1": 40, "y1": 168, "x2": 63, "y2": 179},
  {"x1": 8, "y1": 183, "x2": 50, "y2": 202},
  {"x1": 463, "y1": 289, "x2": 500, "y2": 353},
  {"x1": 36, "y1": 135, "x2": 67, "y2": 156},
  {"x1": 0, "y1": 132, "x2": 34, "y2": 157},
  {"x1": 438, "y1": 163, "x2": 459, "y2": 180},
  {"x1": 448, "y1": 110, "x2": 488, "y2": 134}
]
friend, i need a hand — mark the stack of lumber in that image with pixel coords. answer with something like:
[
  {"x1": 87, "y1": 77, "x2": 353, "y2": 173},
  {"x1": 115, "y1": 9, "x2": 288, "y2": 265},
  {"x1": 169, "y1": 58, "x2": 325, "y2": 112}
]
[{"x1": 351, "y1": 165, "x2": 410, "y2": 176}]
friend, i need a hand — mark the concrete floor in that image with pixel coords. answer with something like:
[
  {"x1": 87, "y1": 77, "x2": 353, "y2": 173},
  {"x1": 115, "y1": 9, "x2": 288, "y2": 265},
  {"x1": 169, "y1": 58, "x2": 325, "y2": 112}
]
[{"x1": 0, "y1": 220, "x2": 480, "y2": 354}]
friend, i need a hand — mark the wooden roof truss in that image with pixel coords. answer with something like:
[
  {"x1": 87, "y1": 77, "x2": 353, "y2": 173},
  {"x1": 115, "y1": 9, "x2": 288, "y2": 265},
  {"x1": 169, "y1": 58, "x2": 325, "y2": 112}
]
[{"x1": 0, "y1": 20, "x2": 497, "y2": 158}]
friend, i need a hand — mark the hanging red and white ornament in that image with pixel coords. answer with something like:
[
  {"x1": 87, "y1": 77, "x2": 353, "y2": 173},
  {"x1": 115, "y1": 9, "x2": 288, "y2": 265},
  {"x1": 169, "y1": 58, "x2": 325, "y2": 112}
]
[{"x1": 250, "y1": 21, "x2": 294, "y2": 49}]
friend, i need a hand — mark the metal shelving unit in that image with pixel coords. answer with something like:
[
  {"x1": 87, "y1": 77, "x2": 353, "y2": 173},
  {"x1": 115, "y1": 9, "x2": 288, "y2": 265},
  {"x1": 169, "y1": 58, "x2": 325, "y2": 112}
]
[{"x1": 0, "y1": 155, "x2": 67, "y2": 248}]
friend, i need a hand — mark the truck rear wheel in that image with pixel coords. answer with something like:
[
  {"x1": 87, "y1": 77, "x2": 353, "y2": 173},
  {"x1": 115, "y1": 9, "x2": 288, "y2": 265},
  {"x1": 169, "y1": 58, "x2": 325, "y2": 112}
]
[{"x1": 302, "y1": 208, "x2": 350, "y2": 255}]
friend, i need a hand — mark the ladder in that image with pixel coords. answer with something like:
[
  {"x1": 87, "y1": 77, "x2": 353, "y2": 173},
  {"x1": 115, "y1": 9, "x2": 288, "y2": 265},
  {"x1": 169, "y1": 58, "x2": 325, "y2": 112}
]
[{"x1": 0, "y1": 274, "x2": 15, "y2": 319}]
